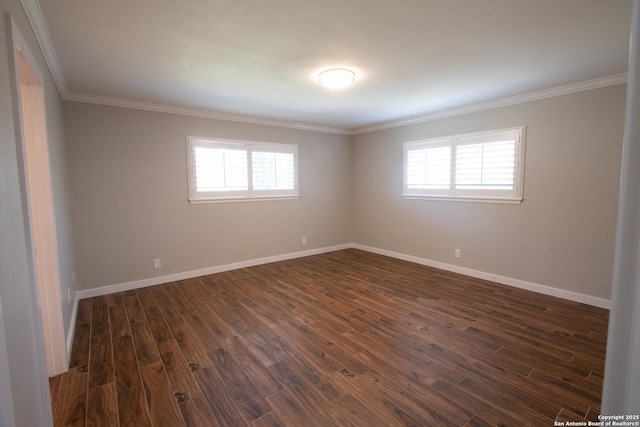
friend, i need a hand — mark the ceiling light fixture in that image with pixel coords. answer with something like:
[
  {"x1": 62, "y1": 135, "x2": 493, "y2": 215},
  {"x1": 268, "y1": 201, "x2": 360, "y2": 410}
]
[{"x1": 318, "y1": 68, "x2": 356, "y2": 89}]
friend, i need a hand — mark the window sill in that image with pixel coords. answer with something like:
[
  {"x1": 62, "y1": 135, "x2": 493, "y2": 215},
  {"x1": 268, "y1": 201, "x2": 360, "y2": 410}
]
[
  {"x1": 402, "y1": 195, "x2": 522, "y2": 205},
  {"x1": 189, "y1": 196, "x2": 300, "y2": 204}
]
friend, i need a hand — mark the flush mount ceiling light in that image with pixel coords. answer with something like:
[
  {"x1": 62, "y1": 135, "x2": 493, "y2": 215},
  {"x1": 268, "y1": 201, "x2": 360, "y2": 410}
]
[{"x1": 318, "y1": 68, "x2": 356, "y2": 89}]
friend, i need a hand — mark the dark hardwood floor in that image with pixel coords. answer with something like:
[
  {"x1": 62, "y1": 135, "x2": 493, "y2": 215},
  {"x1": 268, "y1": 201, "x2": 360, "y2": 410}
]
[{"x1": 50, "y1": 249, "x2": 609, "y2": 426}]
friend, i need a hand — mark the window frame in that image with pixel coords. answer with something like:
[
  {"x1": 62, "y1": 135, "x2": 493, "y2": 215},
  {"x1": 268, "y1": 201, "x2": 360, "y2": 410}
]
[
  {"x1": 403, "y1": 126, "x2": 526, "y2": 204},
  {"x1": 187, "y1": 136, "x2": 299, "y2": 203}
]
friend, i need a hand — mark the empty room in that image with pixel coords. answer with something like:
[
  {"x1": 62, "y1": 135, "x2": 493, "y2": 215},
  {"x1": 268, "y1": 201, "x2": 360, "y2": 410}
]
[{"x1": 1, "y1": 0, "x2": 639, "y2": 426}]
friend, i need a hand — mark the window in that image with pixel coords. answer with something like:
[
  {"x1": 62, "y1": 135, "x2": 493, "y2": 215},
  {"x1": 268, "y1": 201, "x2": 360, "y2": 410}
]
[
  {"x1": 187, "y1": 137, "x2": 298, "y2": 203},
  {"x1": 403, "y1": 127, "x2": 525, "y2": 203}
]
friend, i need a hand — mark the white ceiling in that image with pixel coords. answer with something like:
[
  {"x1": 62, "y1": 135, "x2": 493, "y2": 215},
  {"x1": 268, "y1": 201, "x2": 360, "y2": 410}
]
[{"x1": 32, "y1": 0, "x2": 632, "y2": 133}]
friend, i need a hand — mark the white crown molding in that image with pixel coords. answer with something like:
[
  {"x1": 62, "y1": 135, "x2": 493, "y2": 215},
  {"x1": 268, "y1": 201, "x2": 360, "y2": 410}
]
[
  {"x1": 20, "y1": 0, "x2": 627, "y2": 137},
  {"x1": 349, "y1": 73, "x2": 629, "y2": 135},
  {"x1": 20, "y1": 0, "x2": 68, "y2": 95},
  {"x1": 19, "y1": 0, "x2": 346, "y2": 135},
  {"x1": 66, "y1": 73, "x2": 628, "y2": 136},
  {"x1": 64, "y1": 91, "x2": 349, "y2": 135}
]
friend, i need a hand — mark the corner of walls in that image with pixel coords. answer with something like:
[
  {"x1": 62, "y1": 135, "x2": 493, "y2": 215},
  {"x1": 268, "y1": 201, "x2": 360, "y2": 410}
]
[{"x1": 65, "y1": 295, "x2": 79, "y2": 359}]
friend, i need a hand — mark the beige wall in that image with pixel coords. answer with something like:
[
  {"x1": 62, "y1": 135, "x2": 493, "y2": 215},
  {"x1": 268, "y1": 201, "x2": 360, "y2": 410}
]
[
  {"x1": 64, "y1": 102, "x2": 352, "y2": 290},
  {"x1": 66, "y1": 85, "x2": 625, "y2": 302},
  {"x1": 352, "y1": 85, "x2": 626, "y2": 300}
]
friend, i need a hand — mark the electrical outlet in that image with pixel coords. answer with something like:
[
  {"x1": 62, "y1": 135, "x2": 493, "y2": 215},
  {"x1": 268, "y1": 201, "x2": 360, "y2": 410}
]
[
  {"x1": 154, "y1": 258, "x2": 162, "y2": 269},
  {"x1": 302, "y1": 237, "x2": 307, "y2": 245},
  {"x1": 455, "y1": 249, "x2": 461, "y2": 258}
]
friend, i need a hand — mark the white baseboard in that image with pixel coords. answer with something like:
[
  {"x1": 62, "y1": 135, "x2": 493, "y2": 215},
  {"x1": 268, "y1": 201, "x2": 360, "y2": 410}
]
[
  {"x1": 353, "y1": 244, "x2": 610, "y2": 309},
  {"x1": 76, "y1": 244, "x2": 352, "y2": 300},
  {"x1": 74, "y1": 242, "x2": 610, "y2": 310},
  {"x1": 66, "y1": 295, "x2": 79, "y2": 362}
]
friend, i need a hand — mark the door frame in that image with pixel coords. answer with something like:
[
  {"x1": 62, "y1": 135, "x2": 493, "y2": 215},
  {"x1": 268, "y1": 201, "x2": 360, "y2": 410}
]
[{"x1": 8, "y1": 16, "x2": 68, "y2": 377}]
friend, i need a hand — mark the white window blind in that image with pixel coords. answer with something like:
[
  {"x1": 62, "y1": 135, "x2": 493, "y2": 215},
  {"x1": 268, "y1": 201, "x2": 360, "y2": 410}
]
[
  {"x1": 455, "y1": 140, "x2": 515, "y2": 190},
  {"x1": 187, "y1": 137, "x2": 298, "y2": 203},
  {"x1": 193, "y1": 146, "x2": 248, "y2": 192},
  {"x1": 252, "y1": 150, "x2": 295, "y2": 191},
  {"x1": 403, "y1": 127, "x2": 525, "y2": 203},
  {"x1": 406, "y1": 140, "x2": 451, "y2": 195}
]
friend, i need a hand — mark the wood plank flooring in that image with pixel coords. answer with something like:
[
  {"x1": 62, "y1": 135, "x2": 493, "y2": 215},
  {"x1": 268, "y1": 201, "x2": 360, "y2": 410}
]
[{"x1": 50, "y1": 249, "x2": 609, "y2": 426}]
